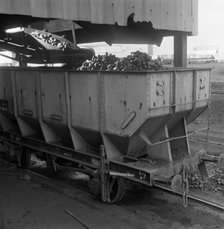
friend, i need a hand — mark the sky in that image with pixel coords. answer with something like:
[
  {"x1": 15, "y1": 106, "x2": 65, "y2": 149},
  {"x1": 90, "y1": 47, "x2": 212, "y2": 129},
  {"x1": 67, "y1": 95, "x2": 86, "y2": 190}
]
[
  {"x1": 156, "y1": 0, "x2": 224, "y2": 55},
  {"x1": 189, "y1": 0, "x2": 224, "y2": 50}
]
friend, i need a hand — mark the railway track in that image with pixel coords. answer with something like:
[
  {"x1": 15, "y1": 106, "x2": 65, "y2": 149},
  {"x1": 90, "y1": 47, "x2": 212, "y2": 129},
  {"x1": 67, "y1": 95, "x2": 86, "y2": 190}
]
[
  {"x1": 1, "y1": 158, "x2": 224, "y2": 213},
  {"x1": 0, "y1": 158, "x2": 135, "y2": 215},
  {"x1": 154, "y1": 184, "x2": 224, "y2": 211},
  {"x1": 211, "y1": 89, "x2": 224, "y2": 95},
  {"x1": 190, "y1": 137, "x2": 224, "y2": 147}
]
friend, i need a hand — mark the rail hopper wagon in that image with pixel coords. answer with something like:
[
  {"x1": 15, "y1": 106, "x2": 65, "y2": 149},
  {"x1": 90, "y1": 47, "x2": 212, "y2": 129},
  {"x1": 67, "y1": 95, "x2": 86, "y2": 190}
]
[{"x1": 0, "y1": 67, "x2": 223, "y2": 205}]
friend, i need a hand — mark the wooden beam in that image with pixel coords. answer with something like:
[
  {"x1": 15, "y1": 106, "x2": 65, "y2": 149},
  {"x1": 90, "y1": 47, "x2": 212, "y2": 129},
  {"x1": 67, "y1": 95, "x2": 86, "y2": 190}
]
[{"x1": 174, "y1": 32, "x2": 187, "y2": 68}]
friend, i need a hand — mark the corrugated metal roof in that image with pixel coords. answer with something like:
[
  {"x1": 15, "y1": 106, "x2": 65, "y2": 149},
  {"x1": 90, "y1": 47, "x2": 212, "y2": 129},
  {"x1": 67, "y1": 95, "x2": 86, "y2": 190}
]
[{"x1": 0, "y1": 0, "x2": 198, "y2": 35}]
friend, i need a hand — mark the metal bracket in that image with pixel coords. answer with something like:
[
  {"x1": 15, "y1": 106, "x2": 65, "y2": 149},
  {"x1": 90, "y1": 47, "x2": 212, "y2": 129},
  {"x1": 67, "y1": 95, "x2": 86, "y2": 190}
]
[
  {"x1": 100, "y1": 145, "x2": 110, "y2": 202},
  {"x1": 17, "y1": 144, "x2": 24, "y2": 167},
  {"x1": 200, "y1": 77, "x2": 206, "y2": 90},
  {"x1": 199, "y1": 152, "x2": 224, "y2": 170},
  {"x1": 109, "y1": 171, "x2": 134, "y2": 178},
  {"x1": 182, "y1": 165, "x2": 189, "y2": 208},
  {"x1": 140, "y1": 127, "x2": 208, "y2": 147}
]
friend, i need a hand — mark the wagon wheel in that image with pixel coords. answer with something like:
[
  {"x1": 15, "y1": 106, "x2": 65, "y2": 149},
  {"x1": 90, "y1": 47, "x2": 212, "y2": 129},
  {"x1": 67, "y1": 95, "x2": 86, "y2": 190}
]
[
  {"x1": 3, "y1": 143, "x2": 17, "y2": 162},
  {"x1": 107, "y1": 176, "x2": 125, "y2": 203}
]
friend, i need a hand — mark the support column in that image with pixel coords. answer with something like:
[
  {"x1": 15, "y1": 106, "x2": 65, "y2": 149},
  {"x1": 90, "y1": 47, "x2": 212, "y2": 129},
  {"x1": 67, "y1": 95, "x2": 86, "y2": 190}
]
[{"x1": 174, "y1": 32, "x2": 187, "y2": 68}]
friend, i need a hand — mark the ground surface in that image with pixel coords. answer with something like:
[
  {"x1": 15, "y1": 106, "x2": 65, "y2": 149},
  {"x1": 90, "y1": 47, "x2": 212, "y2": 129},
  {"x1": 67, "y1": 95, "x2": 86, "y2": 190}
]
[
  {"x1": 1, "y1": 159, "x2": 224, "y2": 229},
  {"x1": 187, "y1": 62, "x2": 224, "y2": 207}
]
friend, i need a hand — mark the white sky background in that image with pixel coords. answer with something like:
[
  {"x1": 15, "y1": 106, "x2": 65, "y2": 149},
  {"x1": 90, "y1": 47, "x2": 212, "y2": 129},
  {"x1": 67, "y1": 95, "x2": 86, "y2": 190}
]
[
  {"x1": 155, "y1": 0, "x2": 224, "y2": 55},
  {"x1": 189, "y1": 0, "x2": 224, "y2": 50}
]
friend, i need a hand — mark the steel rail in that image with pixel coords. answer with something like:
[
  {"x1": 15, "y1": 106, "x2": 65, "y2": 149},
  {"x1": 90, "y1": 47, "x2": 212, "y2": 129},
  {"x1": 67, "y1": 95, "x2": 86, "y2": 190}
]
[
  {"x1": 1, "y1": 158, "x2": 224, "y2": 212},
  {"x1": 0, "y1": 158, "x2": 133, "y2": 214},
  {"x1": 24, "y1": 167, "x2": 224, "y2": 211},
  {"x1": 190, "y1": 137, "x2": 224, "y2": 147},
  {"x1": 154, "y1": 183, "x2": 224, "y2": 211}
]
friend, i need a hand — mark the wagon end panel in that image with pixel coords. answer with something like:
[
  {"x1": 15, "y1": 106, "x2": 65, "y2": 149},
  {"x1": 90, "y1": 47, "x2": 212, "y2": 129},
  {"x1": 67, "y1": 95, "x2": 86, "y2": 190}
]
[{"x1": 0, "y1": 68, "x2": 20, "y2": 133}]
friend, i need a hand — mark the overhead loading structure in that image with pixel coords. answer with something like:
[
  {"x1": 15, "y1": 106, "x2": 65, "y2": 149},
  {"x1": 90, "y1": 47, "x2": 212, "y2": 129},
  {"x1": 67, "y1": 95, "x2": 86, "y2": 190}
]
[
  {"x1": 0, "y1": 0, "x2": 222, "y2": 205},
  {"x1": 0, "y1": 0, "x2": 197, "y2": 66}
]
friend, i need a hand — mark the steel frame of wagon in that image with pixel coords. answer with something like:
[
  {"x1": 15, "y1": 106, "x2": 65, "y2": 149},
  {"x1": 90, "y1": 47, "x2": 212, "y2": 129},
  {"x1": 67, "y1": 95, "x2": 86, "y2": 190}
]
[{"x1": 0, "y1": 129, "x2": 153, "y2": 196}]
